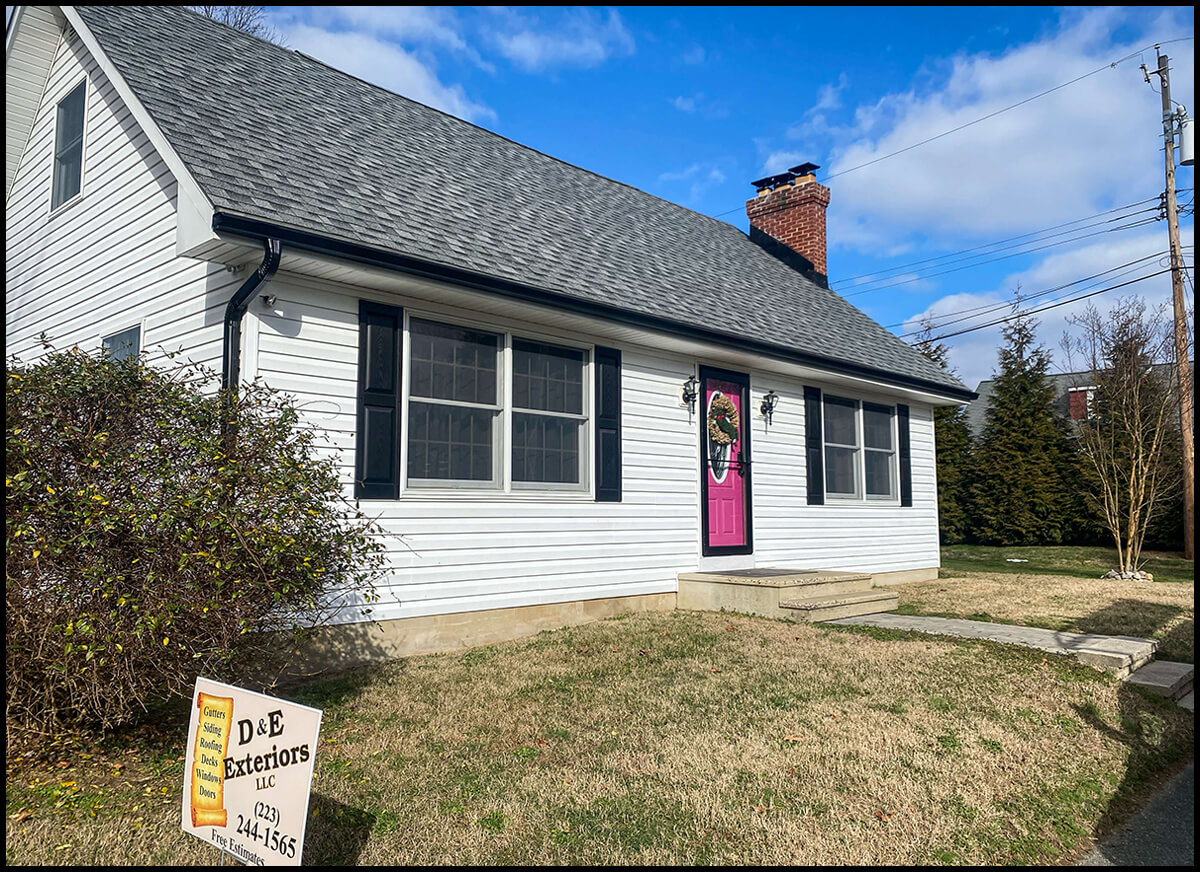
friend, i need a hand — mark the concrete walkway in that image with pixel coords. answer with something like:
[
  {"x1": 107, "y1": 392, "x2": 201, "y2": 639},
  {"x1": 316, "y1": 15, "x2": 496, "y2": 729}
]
[
  {"x1": 825, "y1": 613, "x2": 1158, "y2": 675},
  {"x1": 1076, "y1": 762, "x2": 1194, "y2": 866}
]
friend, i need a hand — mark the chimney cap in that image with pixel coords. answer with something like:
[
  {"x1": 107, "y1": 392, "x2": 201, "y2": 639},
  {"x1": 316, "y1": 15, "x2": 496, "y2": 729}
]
[
  {"x1": 788, "y1": 162, "x2": 820, "y2": 176},
  {"x1": 750, "y1": 171, "x2": 796, "y2": 193}
]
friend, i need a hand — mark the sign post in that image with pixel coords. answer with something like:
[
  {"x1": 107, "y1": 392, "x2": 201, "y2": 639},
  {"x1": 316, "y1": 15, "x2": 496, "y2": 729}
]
[{"x1": 182, "y1": 677, "x2": 322, "y2": 866}]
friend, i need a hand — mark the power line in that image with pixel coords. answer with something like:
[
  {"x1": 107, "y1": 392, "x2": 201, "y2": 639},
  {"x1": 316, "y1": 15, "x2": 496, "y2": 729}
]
[
  {"x1": 889, "y1": 251, "x2": 1169, "y2": 333},
  {"x1": 928, "y1": 269, "x2": 1173, "y2": 341},
  {"x1": 842, "y1": 213, "x2": 1163, "y2": 297},
  {"x1": 898, "y1": 257, "x2": 1164, "y2": 336},
  {"x1": 831, "y1": 197, "x2": 1163, "y2": 288}
]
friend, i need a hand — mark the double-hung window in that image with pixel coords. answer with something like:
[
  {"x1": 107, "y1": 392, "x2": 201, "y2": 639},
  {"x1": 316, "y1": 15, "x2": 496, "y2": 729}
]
[
  {"x1": 404, "y1": 316, "x2": 589, "y2": 491},
  {"x1": 822, "y1": 395, "x2": 897, "y2": 501},
  {"x1": 52, "y1": 80, "x2": 87, "y2": 211}
]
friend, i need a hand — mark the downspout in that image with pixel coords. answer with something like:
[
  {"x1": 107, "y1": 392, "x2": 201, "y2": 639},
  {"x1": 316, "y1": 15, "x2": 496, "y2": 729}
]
[{"x1": 221, "y1": 237, "x2": 282, "y2": 392}]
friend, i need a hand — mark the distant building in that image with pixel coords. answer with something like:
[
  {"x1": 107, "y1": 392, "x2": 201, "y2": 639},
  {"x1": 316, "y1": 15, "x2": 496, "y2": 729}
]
[{"x1": 965, "y1": 363, "x2": 1193, "y2": 439}]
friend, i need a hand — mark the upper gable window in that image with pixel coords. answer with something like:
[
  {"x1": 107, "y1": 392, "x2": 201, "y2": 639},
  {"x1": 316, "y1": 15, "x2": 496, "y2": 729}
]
[{"x1": 52, "y1": 80, "x2": 87, "y2": 211}]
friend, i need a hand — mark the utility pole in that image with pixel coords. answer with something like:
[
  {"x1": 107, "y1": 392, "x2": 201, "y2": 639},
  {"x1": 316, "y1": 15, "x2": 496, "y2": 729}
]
[{"x1": 1152, "y1": 48, "x2": 1194, "y2": 561}]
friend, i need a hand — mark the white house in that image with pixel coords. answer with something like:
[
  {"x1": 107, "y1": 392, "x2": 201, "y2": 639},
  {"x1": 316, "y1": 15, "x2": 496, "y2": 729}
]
[{"x1": 6, "y1": 6, "x2": 974, "y2": 660}]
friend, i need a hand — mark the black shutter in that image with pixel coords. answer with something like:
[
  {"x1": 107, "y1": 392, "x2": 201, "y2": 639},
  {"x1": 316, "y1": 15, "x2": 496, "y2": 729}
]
[
  {"x1": 804, "y1": 386, "x2": 824, "y2": 505},
  {"x1": 897, "y1": 403, "x2": 912, "y2": 507},
  {"x1": 594, "y1": 346, "x2": 622, "y2": 502},
  {"x1": 355, "y1": 301, "x2": 402, "y2": 499}
]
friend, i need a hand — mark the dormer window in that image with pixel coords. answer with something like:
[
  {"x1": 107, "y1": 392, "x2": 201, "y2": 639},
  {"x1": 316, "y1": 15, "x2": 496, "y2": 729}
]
[{"x1": 52, "y1": 80, "x2": 87, "y2": 210}]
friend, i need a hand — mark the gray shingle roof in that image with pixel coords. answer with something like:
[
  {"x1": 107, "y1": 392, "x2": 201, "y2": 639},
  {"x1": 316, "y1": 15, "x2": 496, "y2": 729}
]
[{"x1": 76, "y1": 5, "x2": 969, "y2": 397}]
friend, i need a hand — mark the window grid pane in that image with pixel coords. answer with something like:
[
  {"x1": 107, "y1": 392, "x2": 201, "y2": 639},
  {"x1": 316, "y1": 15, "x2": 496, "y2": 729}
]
[
  {"x1": 824, "y1": 446, "x2": 859, "y2": 497},
  {"x1": 512, "y1": 412, "x2": 581, "y2": 484},
  {"x1": 823, "y1": 397, "x2": 858, "y2": 447},
  {"x1": 865, "y1": 450, "x2": 894, "y2": 498},
  {"x1": 407, "y1": 401, "x2": 494, "y2": 481},
  {"x1": 409, "y1": 318, "x2": 498, "y2": 405},
  {"x1": 863, "y1": 403, "x2": 894, "y2": 450},
  {"x1": 513, "y1": 339, "x2": 584, "y2": 415},
  {"x1": 102, "y1": 326, "x2": 140, "y2": 362}
]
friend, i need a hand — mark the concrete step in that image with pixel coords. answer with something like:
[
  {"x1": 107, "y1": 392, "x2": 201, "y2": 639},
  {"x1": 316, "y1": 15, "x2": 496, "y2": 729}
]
[
  {"x1": 678, "y1": 569, "x2": 876, "y2": 619},
  {"x1": 1178, "y1": 691, "x2": 1194, "y2": 712},
  {"x1": 780, "y1": 590, "x2": 899, "y2": 623},
  {"x1": 1127, "y1": 660, "x2": 1194, "y2": 700}
]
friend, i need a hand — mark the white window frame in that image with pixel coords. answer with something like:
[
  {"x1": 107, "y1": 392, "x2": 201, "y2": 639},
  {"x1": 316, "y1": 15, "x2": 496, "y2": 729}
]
[
  {"x1": 822, "y1": 394, "x2": 899, "y2": 504},
  {"x1": 51, "y1": 77, "x2": 89, "y2": 214},
  {"x1": 400, "y1": 310, "x2": 592, "y2": 496}
]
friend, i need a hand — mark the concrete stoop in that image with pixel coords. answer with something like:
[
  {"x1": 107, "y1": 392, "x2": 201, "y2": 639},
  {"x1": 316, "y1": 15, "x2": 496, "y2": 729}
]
[
  {"x1": 677, "y1": 568, "x2": 897, "y2": 623},
  {"x1": 1126, "y1": 660, "x2": 1194, "y2": 701}
]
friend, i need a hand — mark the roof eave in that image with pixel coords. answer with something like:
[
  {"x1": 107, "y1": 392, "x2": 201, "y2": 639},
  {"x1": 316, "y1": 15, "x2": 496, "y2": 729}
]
[{"x1": 212, "y1": 211, "x2": 977, "y2": 404}]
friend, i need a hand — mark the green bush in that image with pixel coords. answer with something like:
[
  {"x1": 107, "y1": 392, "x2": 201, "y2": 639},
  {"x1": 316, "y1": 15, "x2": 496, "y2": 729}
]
[{"x1": 6, "y1": 350, "x2": 384, "y2": 748}]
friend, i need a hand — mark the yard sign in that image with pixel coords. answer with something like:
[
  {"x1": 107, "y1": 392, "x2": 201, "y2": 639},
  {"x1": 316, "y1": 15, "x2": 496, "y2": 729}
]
[{"x1": 181, "y1": 677, "x2": 322, "y2": 866}]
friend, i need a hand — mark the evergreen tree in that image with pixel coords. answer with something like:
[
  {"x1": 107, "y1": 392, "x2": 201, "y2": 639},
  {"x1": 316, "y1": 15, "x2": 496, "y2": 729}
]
[
  {"x1": 969, "y1": 308, "x2": 1078, "y2": 544},
  {"x1": 912, "y1": 321, "x2": 972, "y2": 544}
]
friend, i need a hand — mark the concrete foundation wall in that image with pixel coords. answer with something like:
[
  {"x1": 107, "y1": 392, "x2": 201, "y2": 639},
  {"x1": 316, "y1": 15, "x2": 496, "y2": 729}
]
[{"x1": 298, "y1": 592, "x2": 676, "y2": 670}]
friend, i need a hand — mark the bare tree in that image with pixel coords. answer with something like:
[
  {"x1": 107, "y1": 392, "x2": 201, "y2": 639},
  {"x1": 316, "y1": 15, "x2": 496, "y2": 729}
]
[
  {"x1": 1063, "y1": 298, "x2": 1182, "y2": 577},
  {"x1": 191, "y1": 6, "x2": 281, "y2": 44}
]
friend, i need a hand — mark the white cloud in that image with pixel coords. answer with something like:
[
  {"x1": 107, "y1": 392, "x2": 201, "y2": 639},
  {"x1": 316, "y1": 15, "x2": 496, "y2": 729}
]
[
  {"x1": 680, "y1": 45, "x2": 706, "y2": 66},
  {"x1": 297, "y1": 6, "x2": 467, "y2": 50},
  {"x1": 487, "y1": 7, "x2": 635, "y2": 72},
  {"x1": 659, "y1": 161, "x2": 728, "y2": 203},
  {"x1": 670, "y1": 92, "x2": 728, "y2": 119},
  {"x1": 790, "y1": 8, "x2": 1195, "y2": 253},
  {"x1": 280, "y1": 22, "x2": 494, "y2": 122},
  {"x1": 759, "y1": 149, "x2": 807, "y2": 176}
]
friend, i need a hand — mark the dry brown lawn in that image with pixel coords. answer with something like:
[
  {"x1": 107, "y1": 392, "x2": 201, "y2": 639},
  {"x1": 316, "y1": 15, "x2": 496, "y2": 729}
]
[
  {"x1": 5, "y1": 610, "x2": 1192, "y2": 866},
  {"x1": 899, "y1": 571, "x2": 1195, "y2": 663}
]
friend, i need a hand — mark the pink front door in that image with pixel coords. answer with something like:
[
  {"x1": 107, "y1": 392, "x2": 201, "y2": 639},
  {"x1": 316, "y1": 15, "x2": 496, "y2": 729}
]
[{"x1": 701, "y1": 369, "x2": 751, "y2": 555}]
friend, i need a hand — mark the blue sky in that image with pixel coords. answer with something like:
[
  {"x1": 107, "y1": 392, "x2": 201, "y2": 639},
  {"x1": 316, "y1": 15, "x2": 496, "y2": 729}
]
[{"x1": 12, "y1": 6, "x2": 1192, "y2": 387}]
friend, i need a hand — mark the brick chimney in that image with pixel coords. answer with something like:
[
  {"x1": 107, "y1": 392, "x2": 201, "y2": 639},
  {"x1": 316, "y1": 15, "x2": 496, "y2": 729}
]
[{"x1": 746, "y1": 163, "x2": 831, "y2": 285}]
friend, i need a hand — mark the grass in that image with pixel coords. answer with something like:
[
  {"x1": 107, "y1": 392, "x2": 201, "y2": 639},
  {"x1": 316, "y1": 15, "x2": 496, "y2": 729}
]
[
  {"x1": 941, "y1": 545, "x2": 1194, "y2": 585},
  {"x1": 910, "y1": 546, "x2": 1195, "y2": 662},
  {"x1": 5, "y1": 610, "x2": 1193, "y2": 866}
]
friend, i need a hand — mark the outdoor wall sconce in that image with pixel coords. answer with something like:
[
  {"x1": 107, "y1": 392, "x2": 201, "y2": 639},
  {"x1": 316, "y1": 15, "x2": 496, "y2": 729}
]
[
  {"x1": 682, "y1": 375, "x2": 700, "y2": 416},
  {"x1": 760, "y1": 390, "x2": 780, "y2": 426}
]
